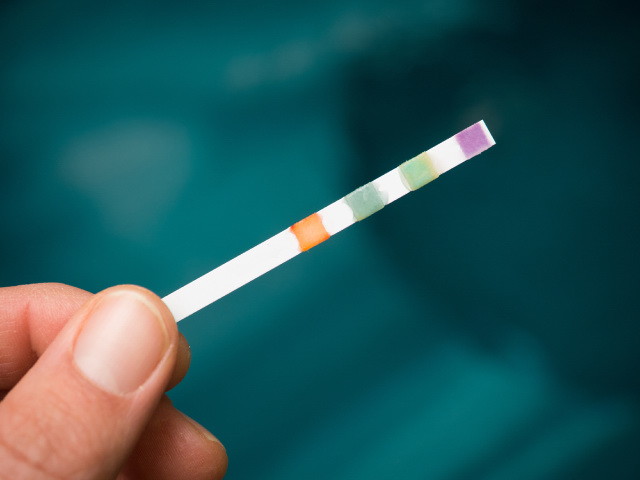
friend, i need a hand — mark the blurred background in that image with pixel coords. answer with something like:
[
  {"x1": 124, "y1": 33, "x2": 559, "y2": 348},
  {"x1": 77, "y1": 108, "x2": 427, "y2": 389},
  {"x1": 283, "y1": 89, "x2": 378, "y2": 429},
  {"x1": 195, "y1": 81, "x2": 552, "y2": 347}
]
[{"x1": 1, "y1": 0, "x2": 639, "y2": 478}]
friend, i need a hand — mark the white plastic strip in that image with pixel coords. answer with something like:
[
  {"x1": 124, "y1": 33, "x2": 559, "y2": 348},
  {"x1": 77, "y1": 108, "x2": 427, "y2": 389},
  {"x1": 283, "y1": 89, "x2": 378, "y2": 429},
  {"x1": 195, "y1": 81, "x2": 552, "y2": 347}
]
[
  {"x1": 163, "y1": 120, "x2": 495, "y2": 322},
  {"x1": 372, "y1": 168, "x2": 411, "y2": 204},
  {"x1": 428, "y1": 137, "x2": 467, "y2": 175},
  {"x1": 318, "y1": 198, "x2": 355, "y2": 236},
  {"x1": 164, "y1": 229, "x2": 300, "y2": 321}
]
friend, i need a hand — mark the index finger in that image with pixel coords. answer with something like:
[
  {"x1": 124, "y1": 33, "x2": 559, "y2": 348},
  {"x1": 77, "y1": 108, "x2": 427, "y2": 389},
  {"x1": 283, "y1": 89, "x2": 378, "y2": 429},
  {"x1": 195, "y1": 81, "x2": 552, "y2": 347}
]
[{"x1": 0, "y1": 283, "x2": 92, "y2": 389}]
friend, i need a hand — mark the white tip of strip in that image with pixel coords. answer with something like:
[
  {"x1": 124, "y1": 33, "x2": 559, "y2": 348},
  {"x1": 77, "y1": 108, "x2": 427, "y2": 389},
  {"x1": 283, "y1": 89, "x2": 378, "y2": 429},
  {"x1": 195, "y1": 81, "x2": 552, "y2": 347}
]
[
  {"x1": 479, "y1": 120, "x2": 496, "y2": 146},
  {"x1": 428, "y1": 137, "x2": 467, "y2": 175},
  {"x1": 318, "y1": 198, "x2": 355, "y2": 236},
  {"x1": 372, "y1": 168, "x2": 410, "y2": 204}
]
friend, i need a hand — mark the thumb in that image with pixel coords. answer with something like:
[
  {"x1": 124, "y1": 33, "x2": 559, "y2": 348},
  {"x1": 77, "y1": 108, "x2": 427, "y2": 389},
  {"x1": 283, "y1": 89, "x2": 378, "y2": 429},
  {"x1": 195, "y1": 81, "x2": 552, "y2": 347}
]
[{"x1": 0, "y1": 285, "x2": 179, "y2": 479}]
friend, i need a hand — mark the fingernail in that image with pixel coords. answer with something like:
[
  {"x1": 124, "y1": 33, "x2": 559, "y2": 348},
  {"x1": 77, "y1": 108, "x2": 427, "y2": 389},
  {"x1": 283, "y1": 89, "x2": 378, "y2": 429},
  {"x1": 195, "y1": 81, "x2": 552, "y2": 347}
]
[
  {"x1": 180, "y1": 411, "x2": 224, "y2": 446},
  {"x1": 73, "y1": 291, "x2": 169, "y2": 395}
]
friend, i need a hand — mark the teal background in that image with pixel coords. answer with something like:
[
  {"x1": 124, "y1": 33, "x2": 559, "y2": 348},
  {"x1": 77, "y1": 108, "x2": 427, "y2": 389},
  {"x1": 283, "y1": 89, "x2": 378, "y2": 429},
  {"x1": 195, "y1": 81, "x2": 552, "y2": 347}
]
[{"x1": 1, "y1": 0, "x2": 639, "y2": 478}]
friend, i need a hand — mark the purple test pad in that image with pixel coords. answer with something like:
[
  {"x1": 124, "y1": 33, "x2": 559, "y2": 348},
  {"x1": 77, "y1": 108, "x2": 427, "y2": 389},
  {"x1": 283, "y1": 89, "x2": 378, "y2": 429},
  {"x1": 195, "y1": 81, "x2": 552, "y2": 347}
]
[{"x1": 455, "y1": 122, "x2": 492, "y2": 159}]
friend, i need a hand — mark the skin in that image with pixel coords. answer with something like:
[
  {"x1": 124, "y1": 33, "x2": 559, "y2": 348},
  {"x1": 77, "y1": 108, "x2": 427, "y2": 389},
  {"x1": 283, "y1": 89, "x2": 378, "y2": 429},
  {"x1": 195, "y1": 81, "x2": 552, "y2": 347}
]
[{"x1": 0, "y1": 283, "x2": 228, "y2": 480}]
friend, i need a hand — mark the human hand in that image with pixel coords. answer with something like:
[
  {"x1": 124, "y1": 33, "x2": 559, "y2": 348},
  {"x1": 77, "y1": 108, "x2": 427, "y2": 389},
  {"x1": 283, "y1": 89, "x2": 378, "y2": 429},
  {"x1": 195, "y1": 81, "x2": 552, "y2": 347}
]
[{"x1": 0, "y1": 283, "x2": 227, "y2": 479}]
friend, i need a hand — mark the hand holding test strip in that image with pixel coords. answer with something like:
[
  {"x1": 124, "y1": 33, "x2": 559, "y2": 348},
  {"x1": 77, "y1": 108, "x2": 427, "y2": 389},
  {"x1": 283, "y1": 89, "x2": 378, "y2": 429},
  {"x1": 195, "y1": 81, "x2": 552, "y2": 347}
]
[
  {"x1": 0, "y1": 121, "x2": 493, "y2": 479},
  {"x1": 164, "y1": 121, "x2": 496, "y2": 322}
]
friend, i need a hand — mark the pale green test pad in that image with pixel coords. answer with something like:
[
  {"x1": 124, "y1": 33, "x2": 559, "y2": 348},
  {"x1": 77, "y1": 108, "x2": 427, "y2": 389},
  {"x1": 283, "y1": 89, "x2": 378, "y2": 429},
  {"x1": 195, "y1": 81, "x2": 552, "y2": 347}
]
[
  {"x1": 399, "y1": 152, "x2": 439, "y2": 191},
  {"x1": 345, "y1": 182, "x2": 387, "y2": 221}
]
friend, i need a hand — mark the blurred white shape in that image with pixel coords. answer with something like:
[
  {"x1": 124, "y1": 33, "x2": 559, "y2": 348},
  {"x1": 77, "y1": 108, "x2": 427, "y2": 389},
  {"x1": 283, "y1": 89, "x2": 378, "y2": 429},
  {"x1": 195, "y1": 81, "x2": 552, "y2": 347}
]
[
  {"x1": 330, "y1": 12, "x2": 390, "y2": 53},
  {"x1": 274, "y1": 42, "x2": 314, "y2": 79},
  {"x1": 60, "y1": 120, "x2": 191, "y2": 240},
  {"x1": 226, "y1": 54, "x2": 269, "y2": 90}
]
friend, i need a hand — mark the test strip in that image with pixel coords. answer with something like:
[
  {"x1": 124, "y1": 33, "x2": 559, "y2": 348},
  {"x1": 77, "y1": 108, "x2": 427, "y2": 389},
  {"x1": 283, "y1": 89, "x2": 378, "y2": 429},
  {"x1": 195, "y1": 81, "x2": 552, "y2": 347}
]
[{"x1": 163, "y1": 120, "x2": 495, "y2": 322}]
